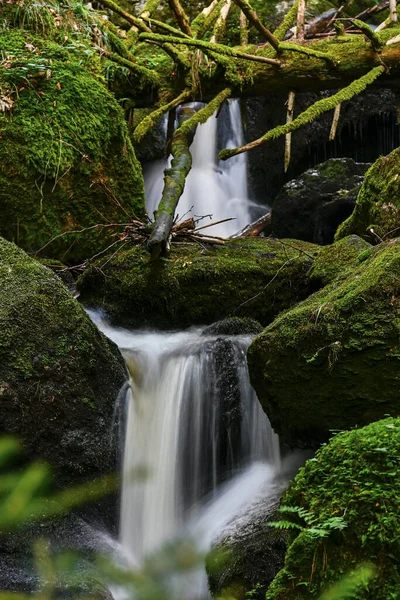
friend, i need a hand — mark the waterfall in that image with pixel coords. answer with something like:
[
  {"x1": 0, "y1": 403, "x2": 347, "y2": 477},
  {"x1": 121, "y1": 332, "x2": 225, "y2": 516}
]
[
  {"x1": 144, "y1": 99, "x2": 252, "y2": 238},
  {"x1": 90, "y1": 311, "x2": 288, "y2": 599},
  {"x1": 90, "y1": 318, "x2": 283, "y2": 598}
]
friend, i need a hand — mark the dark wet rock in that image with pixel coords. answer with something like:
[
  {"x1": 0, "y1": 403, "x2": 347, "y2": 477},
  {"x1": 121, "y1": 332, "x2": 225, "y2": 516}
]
[
  {"x1": 248, "y1": 239, "x2": 400, "y2": 448},
  {"x1": 203, "y1": 318, "x2": 263, "y2": 336},
  {"x1": 245, "y1": 89, "x2": 398, "y2": 212},
  {"x1": 207, "y1": 491, "x2": 286, "y2": 600},
  {"x1": 271, "y1": 158, "x2": 370, "y2": 244}
]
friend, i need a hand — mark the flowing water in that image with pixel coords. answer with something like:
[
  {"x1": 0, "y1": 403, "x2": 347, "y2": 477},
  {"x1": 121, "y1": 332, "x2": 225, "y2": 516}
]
[
  {"x1": 91, "y1": 316, "x2": 286, "y2": 597},
  {"x1": 144, "y1": 99, "x2": 253, "y2": 238}
]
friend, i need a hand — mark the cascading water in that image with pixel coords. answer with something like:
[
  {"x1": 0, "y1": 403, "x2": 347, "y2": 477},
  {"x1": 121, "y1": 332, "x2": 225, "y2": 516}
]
[
  {"x1": 91, "y1": 317, "x2": 283, "y2": 598},
  {"x1": 144, "y1": 99, "x2": 252, "y2": 237}
]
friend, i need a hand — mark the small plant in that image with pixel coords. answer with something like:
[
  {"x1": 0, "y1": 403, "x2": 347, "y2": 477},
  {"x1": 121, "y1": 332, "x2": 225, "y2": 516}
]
[{"x1": 268, "y1": 505, "x2": 347, "y2": 540}]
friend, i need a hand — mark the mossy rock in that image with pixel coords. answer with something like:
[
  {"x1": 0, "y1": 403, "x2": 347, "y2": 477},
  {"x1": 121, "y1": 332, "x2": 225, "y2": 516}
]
[
  {"x1": 308, "y1": 235, "x2": 372, "y2": 287},
  {"x1": 77, "y1": 238, "x2": 320, "y2": 329},
  {"x1": 0, "y1": 30, "x2": 145, "y2": 264},
  {"x1": 247, "y1": 239, "x2": 400, "y2": 448},
  {"x1": 271, "y1": 159, "x2": 369, "y2": 245},
  {"x1": 0, "y1": 237, "x2": 127, "y2": 485},
  {"x1": 267, "y1": 418, "x2": 400, "y2": 600},
  {"x1": 336, "y1": 147, "x2": 400, "y2": 242}
]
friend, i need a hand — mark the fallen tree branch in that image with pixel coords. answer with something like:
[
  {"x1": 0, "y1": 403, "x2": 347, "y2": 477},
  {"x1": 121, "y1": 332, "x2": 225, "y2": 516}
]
[
  {"x1": 168, "y1": 0, "x2": 192, "y2": 36},
  {"x1": 133, "y1": 88, "x2": 192, "y2": 144},
  {"x1": 231, "y1": 0, "x2": 280, "y2": 52},
  {"x1": 273, "y1": 0, "x2": 299, "y2": 41},
  {"x1": 138, "y1": 32, "x2": 282, "y2": 66},
  {"x1": 284, "y1": 90, "x2": 296, "y2": 172},
  {"x1": 148, "y1": 88, "x2": 232, "y2": 257},
  {"x1": 231, "y1": 212, "x2": 271, "y2": 237},
  {"x1": 329, "y1": 102, "x2": 341, "y2": 140},
  {"x1": 219, "y1": 65, "x2": 385, "y2": 159},
  {"x1": 211, "y1": 0, "x2": 232, "y2": 43}
]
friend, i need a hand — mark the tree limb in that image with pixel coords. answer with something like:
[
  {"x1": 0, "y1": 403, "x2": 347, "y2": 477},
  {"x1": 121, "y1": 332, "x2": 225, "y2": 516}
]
[
  {"x1": 168, "y1": 0, "x2": 192, "y2": 36},
  {"x1": 219, "y1": 65, "x2": 385, "y2": 159},
  {"x1": 148, "y1": 88, "x2": 232, "y2": 257},
  {"x1": 231, "y1": 0, "x2": 280, "y2": 52},
  {"x1": 138, "y1": 32, "x2": 282, "y2": 66},
  {"x1": 133, "y1": 88, "x2": 193, "y2": 144}
]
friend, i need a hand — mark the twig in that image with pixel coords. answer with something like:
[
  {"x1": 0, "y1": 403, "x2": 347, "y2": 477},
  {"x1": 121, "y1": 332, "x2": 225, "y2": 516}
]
[
  {"x1": 34, "y1": 223, "x2": 130, "y2": 255},
  {"x1": 285, "y1": 91, "x2": 295, "y2": 173},
  {"x1": 329, "y1": 102, "x2": 341, "y2": 140}
]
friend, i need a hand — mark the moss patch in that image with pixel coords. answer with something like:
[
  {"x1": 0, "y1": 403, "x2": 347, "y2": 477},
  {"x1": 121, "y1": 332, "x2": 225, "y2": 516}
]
[
  {"x1": 0, "y1": 27, "x2": 145, "y2": 264},
  {"x1": 308, "y1": 235, "x2": 372, "y2": 287},
  {"x1": 267, "y1": 418, "x2": 400, "y2": 600},
  {"x1": 336, "y1": 147, "x2": 400, "y2": 242},
  {"x1": 0, "y1": 237, "x2": 126, "y2": 484},
  {"x1": 77, "y1": 237, "x2": 320, "y2": 329},
  {"x1": 248, "y1": 239, "x2": 400, "y2": 448}
]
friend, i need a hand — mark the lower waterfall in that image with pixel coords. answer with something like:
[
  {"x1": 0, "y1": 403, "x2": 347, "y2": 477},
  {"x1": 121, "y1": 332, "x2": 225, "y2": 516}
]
[{"x1": 92, "y1": 317, "x2": 285, "y2": 597}]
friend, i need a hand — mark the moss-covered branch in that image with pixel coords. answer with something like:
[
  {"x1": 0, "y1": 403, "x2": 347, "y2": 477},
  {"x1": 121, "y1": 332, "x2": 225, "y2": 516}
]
[
  {"x1": 273, "y1": 0, "x2": 299, "y2": 41},
  {"x1": 191, "y1": 0, "x2": 221, "y2": 38},
  {"x1": 95, "y1": 0, "x2": 187, "y2": 67},
  {"x1": 279, "y1": 41, "x2": 337, "y2": 65},
  {"x1": 95, "y1": 0, "x2": 151, "y2": 32},
  {"x1": 148, "y1": 89, "x2": 232, "y2": 257},
  {"x1": 231, "y1": 0, "x2": 280, "y2": 52},
  {"x1": 138, "y1": 32, "x2": 281, "y2": 66},
  {"x1": 147, "y1": 106, "x2": 196, "y2": 257},
  {"x1": 141, "y1": 16, "x2": 192, "y2": 38},
  {"x1": 102, "y1": 51, "x2": 160, "y2": 87},
  {"x1": 176, "y1": 87, "x2": 232, "y2": 135},
  {"x1": 347, "y1": 18, "x2": 384, "y2": 50},
  {"x1": 219, "y1": 65, "x2": 385, "y2": 159},
  {"x1": 133, "y1": 88, "x2": 192, "y2": 144}
]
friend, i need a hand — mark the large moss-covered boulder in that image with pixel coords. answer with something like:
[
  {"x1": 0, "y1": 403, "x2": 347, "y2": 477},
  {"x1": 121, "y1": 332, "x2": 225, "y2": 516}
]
[
  {"x1": 248, "y1": 239, "x2": 400, "y2": 448},
  {"x1": 77, "y1": 238, "x2": 320, "y2": 329},
  {"x1": 0, "y1": 238, "x2": 127, "y2": 485},
  {"x1": 271, "y1": 159, "x2": 369, "y2": 244},
  {"x1": 0, "y1": 28, "x2": 145, "y2": 263},
  {"x1": 336, "y1": 147, "x2": 400, "y2": 242},
  {"x1": 267, "y1": 418, "x2": 400, "y2": 600}
]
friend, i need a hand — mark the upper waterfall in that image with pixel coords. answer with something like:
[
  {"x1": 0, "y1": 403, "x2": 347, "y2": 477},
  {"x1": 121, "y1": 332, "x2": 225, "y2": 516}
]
[{"x1": 144, "y1": 99, "x2": 252, "y2": 238}]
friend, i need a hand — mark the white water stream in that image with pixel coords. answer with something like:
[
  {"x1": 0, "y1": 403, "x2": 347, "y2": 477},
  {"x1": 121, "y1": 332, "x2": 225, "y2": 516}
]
[
  {"x1": 91, "y1": 316, "x2": 287, "y2": 598},
  {"x1": 144, "y1": 99, "x2": 252, "y2": 238}
]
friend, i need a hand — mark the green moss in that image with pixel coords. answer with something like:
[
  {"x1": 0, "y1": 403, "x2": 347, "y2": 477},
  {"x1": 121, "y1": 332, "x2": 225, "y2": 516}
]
[
  {"x1": 0, "y1": 30, "x2": 145, "y2": 263},
  {"x1": 308, "y1": 235, "x2": 372, "y2": 287},
  {"x1": 336, "y1": 148, "x2": 400, "y2": 242},
  {"x1": 0, "y1": 237, "x2": 126, "y2": 483},
  {"x1": 267, "y1": 418, "x2": 400, "y2": 600},
  {"x1": 77, "y1": 237, "x2": 320, "y2": 329},
  {"x1": 248, "y1": 239, "x2": 400, "y2": 448}
]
